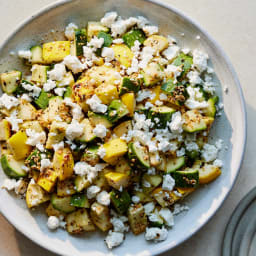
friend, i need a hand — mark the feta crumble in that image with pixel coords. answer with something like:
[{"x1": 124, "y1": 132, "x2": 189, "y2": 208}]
[
  {"x1": 26, "y1": 129, "x2": 46, "y2": 146},
  {"x1": 65, "y1": 120, "x2": 84, "y2": 141},
  {"x1": 64, "y1": 23, "x2": 78, "y2": 40},
  {"x1": 87, "y1": 185, "x2": 101, "y2": 199},
  {"x1": 93, "y1": 124, "x2": 107, "y2": 138},
  {"x1": 63, "y1": 55, "x2": 86, "y2": 73},
  {"x1": 159, "y1": 208, "x2": 174, "y2": 227},
  {"x1": 43, "y1": 79, "x2": 56, "y2": 92},
  {"x1": 162, "y1": 174, "x2": 175, "y2": 191},
  {"x1": 48, "y1": 63, "x2": 66, "y2": 81},
  {"x1": 86, "y1": 95, "x2": 108, "y2": 113},
  {"x1": 162, "y1": 45, "x2": 180, "y2": 61},
  {"x1": 145, "y1": 227, "x2": 168, "y2": 242},
  {"x1": 47, "y1": 216, "x2": 60, "y2": 230},
  {"x1": 18, "y1": 50, "x2": 32, "y2": 60},
  {"x1": 96, "y1": 191, "x2": 110, "y2": 206},
  {"x1": 105, "y1": 231, "x2": 124, "y2": 249},
  {"x1": 100, "y1": 12, "x2": 118, "y2": 27},
  {"x1": 201, "y1": 143, "x2": 218, "y2": 162},
  {"x1": 101, "y1": 47, "x2": 115, "y2": 62},
  {"x1": 0, "y1": 93, "x2": 20, "y2": 110},
  {"x1": 6, "y1": 110, "x2": 22, "y2": 132}
]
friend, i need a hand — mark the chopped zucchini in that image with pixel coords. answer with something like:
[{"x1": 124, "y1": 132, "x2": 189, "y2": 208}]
[
  {"x1": 114, "y1": 157, "x2": 131, "y2": 175},
  {"x1": 81, "y1": 145, "x2": 100, "y2": 165},
  {"x1": 110, "y1": 189, "x2": 131, "y2": 214},
  {"x1": 105, "y1": 172, "x2": 130, "y2": 190},
  {"x1": 142, "y1": 62, "x2": 164, "y2": 86},
  {"x1": 46, "y1": 121, "x2": 67, "y2": 149},
  {"x1": 42, "y1": 41, "x2": 70, "y2": 63},
  {"x1": 21, "y1": 120, "x2": 43, "y2": 133},
  {"x1": 46, "y1": 203, "x2": 64, "y2": 217},
  {"x1": 0, "y1": 70, "x2": 22, "y2": 94},
  {"x1": 25, "y1": 149, "x2": 51, "y2": 171},
  {"x1": 88, "y1": 112, "x2": 113, "y2": 128},
  {"x1": 34, "y1": 90, "x2": 50, "y2": 109},
  {"x1": 51, "y1": 194, "x2": 75, "y2": 213},
  {"x1": 31, "y1": 64, "x2": 49, "y2": 84},
  {"x1": 119, "y1": 77, "x2": 140, "y2": 96},
  {"x1": 1, "y1": 154, "x2": 27, "y2": 179},
  {"x1": 128, "y1": 203, "x2": 147, "y2": 235},
  {"x1": 134, "y1": 191, "x2": 152, "y2": 203},
  {"x1": 144, "y1": 35, "x2": 169, "y2": 53},
  {"x1": 111, "y1": 44, "x2": 134, "y2": 68},
  {"x1": 152, "y1": 187, "x2": 180, "y2": 207},
  {"x1": 107, "y1": 99, "x2": 129, "y2": 122},
  {"x1": 122, "y1": 29, "x2": 146, "y2": 48},
  {"x1": 148, "y1": 106, "x2": 176, "y2": 129},
  {"x1": 17, "y1": 100, "x2": 37, "y2": 120},
  {"x1": 74, "y1": 175, "x2": 90, "y2": 192},
  {"x1": 70, "y1": 194, "x2": 90, "y2": 208},
  {"x1": 0, "y1": 120, "x2": 11, "y2": 141},
  {"x1": 202, "y1": 96, "x2": 218, "y2": 117},
  {"x1": 128, "y1": 142, "x2": 150, "y2": 169},
  {"x1": 166, "y1": 156, "x2": 185, "y2": 173},
  {"x1": 173, "y1": 53, "x2": 193, "y2": 78},
  {"x1": 142, "y1": 173, "x2": 162, "y2": 193},
  {"x1": 172, "y1": 169, "x2": 199, "y2": 188},
  {"x1": 87, "y1": 21, "x2": 108, "y2": 40},
  {"x1": 74, "y1": 29, "x2": 87, "y2": 56},
  {"x1": 90, "y1": 202, "x2": 112, "y2": 232},
  {"x1": 30, "y1": 45, "x2": 43, "y2": 64},
  {"x1": 98, "y1": 31, "x2": 113, "y2": 47},
  {"x1": 64, "y1": 86, "x2": 72, "y2": 98},
  {"x1": 26, "y1": 181, "x2": 50, "y2": 208},
  {"x1": 76, "y1": 118, "x2": 96, "y2": 143},
  {"x1": 57, "y1": 179, "x2": 76, "y2": 196},
  {"x1": 182, "y1": 110, "x2": 208, "y2": 133},
  {"x1": 149, "y1": 151, "x2": 161, "y2": 167},
  {"x1": 113, "y1": 120, "x2": 132, "y2": 138}
]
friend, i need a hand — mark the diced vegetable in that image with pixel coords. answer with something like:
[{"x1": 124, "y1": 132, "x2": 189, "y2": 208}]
[
  {"x1": 142, "y1": 62, "x2": 164, "y2": 86},
  {"x1": 171, "y1": 169, "x2": 199, "y2": 188},
  {"x1": 144, "y1": 35, "x2": 169, "y2": 53},
  {"x1": 77, "y1": 118, "x2": 97, "y2": 143},
  {"x1": 173, "y1": 53, "x2": 193, "y2": 78},
  {"x1": 87, "y1": 22, "x2": 108, "y2": 40},
  {"x1": 123, "y1": 29, "x2": 146, "y2": 48},
  {"x1": 128, "y1": 204, "x2": 147, "y2": 235},
  {"x1": 57, "y1": 179, "x2": 76, "y2": 196},
  {"x1": 182, "y1": 110, "x2": 208, "y2": 133},
  {"x1": 0, "y1": 120, "x2": 11, "y2": 141},
  {"x1": 113, "y1": 120, "x2": 132, "y2": 138},
  {"x1": 128, "y1": 142, "x2": 150, "y2": 169},
  {"x1": 112, "y1": 44, "x2": 134, "y2": 68},
  {"x1": 165, "y1": 156, "x2": 185, "y2": 173},
  {"x1": 152, "y1": 188, "x2": 180, "y2": 207},
  {"x1": 142, "y1": 173, "x2": 162, "y2": 193},
  {"x1": 98, "y1": 31, "x2": 113, "y2": 47},
  {"x1": 37, "y1": 168, "x2": 58, "y2": 192},
  {"x1": 74, "y1": 175, "x2": 90, "y2": 192},
  {"x1": 81, "y1": 145, "x2": 100, "y2": 165},
  {"x1": 108, "y1": 99, "x2": 129, "y2": 122},
  {"x1": 95, "y1": 84, "x2": 118, "y2": 104},
  {"x1": 51, "y1": 194, "x2": 76, "y2": 213},
  {"x1": 70, "y1": 194, "x2": 90, "y2": 208},
  {"x1": 88, "y1": 112, "x2": 113, "y2": 129},
  {"x1": 105, "y1": 172, "x2": 130, "y2": 190},
  {"x1": 34, "y1": 90, "x2": 50, "y2": 109},
  {"x1": 0, "y1": 70, "x2": 22, "y2": 94},
  {"x1": 74, "y1": 29, "x2": 87, "y2": 56},
  {"x1": 119, "y1": 77, "x2": 140, "y2": 96},
  {"x1": 17, "y1": 100, "x2": 37, "y2": 120},
  {"x1": 199, "y1": 164, "x2": 221, "y2": 184},
  {"x1": 30, "y1": 45, "x2": 44, "y2": 64},
  {"x1": 31, "y1": 64, "x2": 49, "y2": 84},
  {"x1": 110, "y1": 189, "x2": 131, "y2": 214},
  {"x1": 121, "y1": 92, "x2": 135, "y2": 117}
]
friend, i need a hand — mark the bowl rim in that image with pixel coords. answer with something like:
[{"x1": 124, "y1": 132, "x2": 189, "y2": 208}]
[{"x1": 0, "y1": 0, "x2": 247, "y2": 255}]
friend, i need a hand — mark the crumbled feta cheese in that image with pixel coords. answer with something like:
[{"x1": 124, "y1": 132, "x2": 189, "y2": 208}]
[
  {"x1": 36, "y1": 143, "x2": 45, "y2": 152},
  {"x1": 196, "y1": 35, "x2": 201, "y2": 40},
  {"x1": 159, "y1": 208, "x2": 174, "y2": 227},
  {"x1": 48, "y1": 63, "x2": 66, "y2": 81},
  {"x1": 105, "y1": 231, "x2": 124, "y2": 249},
  {"x1": 63, "y1": 97, "x2": 83, "y2": 120},
  {"x1": 87, "y1": 185, "x2": 100, "y2": 199},
  {"x1": 26, "y1": 129, "x2": 46, "y2": 146},
  {"x1": 215, "y1": 139, "x2": 223, "y2": 150},
  {"x1": 65, "y1": 120, "x2": 84, "y2": 141},
  {"x1": 2, "y1": 178, "x2": 17, "y2": 191},
  {"x1": 162, "y1": 174, "x2": 175, "y2": 191},
  {"x1": 213, "y1": 159, "x2": 223, "y2": 167},
  {"x1": 203, "y1": 74, "x2": 216, "y2": 94},
  {"x1": 131, "y1": 195, "x2": 140, "y2": 204},
  {"x1": 43, "y1": 79, "x2": 56, "y2": 92},
  {"x1": 139, "y1": 46, "x2": 155, "y2": 69},
  {"x1": 6, "y1": 110, "x2": 22, "y2": 132},
  {"x1": 110, "y1": 217, "x2": 129, "y2": 233},
  {"x1": 173, "y1": 203, "x2": 189, "y2": 215},
  {"x1": 47, "y1": 216, "x2": 60, "y2": 230},
  {"x1": 185, "y1": 142, "x2": 199, "y2": 151},
  {"x1": 165, "y1": 64, "x2": 182, "y2": 79},
  {"x1": 100, "y1": 12, "x2": 118, "y2": 27},
  {"x1": 0, "y1": 93, "x2": 20, "y2": 110},
  {"x1": 97, "y1": 147, "x2": 106, "y2": 159},
  {"x1": 101, "y1": 47, "x2": 115, "y2": 62},
  {"x1": 201, "y1": 143, "x2": 218, "y2": 162},
  {"x1": 64, "y1": 23, "x2": 78, "y2": 40},
  {"x1": 63, "y1": 55, "x2": 86, "y2": 73},
  {"x1": 176, "y1": 147, "x2": 185, "y2": 157},
  {"x1": 40, "y1": 159, "x2": 51, "y2": 172},
  {"x1": 155, "y1": 100, "x2": 163, "y2": 106},
  {"x1": 88, "y1": 36, "x2": 104, "y2": 50},
  {"x1": 144, "y1": 202, "x2": 155, "y2": 215},
  {"x1": 136, "y1": 89, "x2": 155, "y2": 102},
  {"x1": 22, "y1": 82, "x2": 41, "y2": 98},
  {"x1": 111, "y1": 19, "x2": 128, "y2": 37},
  {"x1": 145, "y1": 227, "x2": 168, "y2": 242},
  {"x1": 86, "y1": 95, "x2": 108, "y2": 113},
  {"x1": 162, "y1": 45, "x2": 180, "y2": 61},
  {"x1": 113, "y1": 38, "x2": 124, "y2": 44},
  {"x1": 52, "y1": 141, "x2": 64, "y2": 151},
  {"x1": 93, "y1": 124, "x2": 107, "y2": 138},
  {"x1": 193, "y1": 49, "x2": 208, "y2": 72},
  {"x1": 96, "y1": 191, "x2": 110, "y2": 206},
  {"x1": 182, "y1": 48, "x2": 190, "y2": 54},
  {"x1": 187, "y1": 71, "x2": 202, "y2": 86},
  {"x1": 20, "y1": 94, "x2": 32, "y2": 102},
  {"x1": 169, "y1": 111, "x2": 183, "y2": 133},
  {"x1": 18, "y1": 50, "x2": 32, "y2": 60},
  {"x1": 142, "y1": 25, "x2": 158, "y2": 36},
  {"x1": 185, "y1": 86, "x2": 209, "y2": 109},
  {"x1": 54, "y1": 87, "x2": 66, "y2": 97}
]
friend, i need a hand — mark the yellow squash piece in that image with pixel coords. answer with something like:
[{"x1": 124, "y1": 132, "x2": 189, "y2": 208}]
[
  {"x1": 102, "y1": 138, "x2": 128, "y2": 164},
  {"x1": 21, "y1": 121, "x2": 43, "y2": 133},
  {"x1": 152, "y1": 187, "x2": 181, "y2": 207},
  {"x1": 26, "y1": 181, "x2": 50, "y2": 208},
  {"x1": 199, "y1": 164, "x2": 222, "y2": 184},
  {"x1": 37, "y1": 168, "x2": 58, "y2": 193},
  {"x1": 0, "y1": 120, "x2": 11, "y2": 141},
  {"x1": 144, "y1": 35, "x2": 169, "y2": 53},
  {"x1": 53, "y1": 147, "x2": 74, "y2": 181},
  {"x1": 7, "y1": 131, "x2": 31, "y2": 160},
  {"x1": 42, "y1": 41, "x2": 70, "y2": 63},
  {"x1": 121, "y1": 92, "x2": 135, "y2": 117},
  {"x1": 149, "y1": 85, "x2": 161, "y2": 104},
  {"x1": 113, "y1": 121, "x2": 132, "y2": 138},
  {"x1": 105, "y1": 172, "x2": 130, "y2": 190},
  {"x1": 95, "y1": 84, "x2": 119, "y2": 104},
  {"x1": 112, "y1": 44, "x2": 134, "y2": 68}
]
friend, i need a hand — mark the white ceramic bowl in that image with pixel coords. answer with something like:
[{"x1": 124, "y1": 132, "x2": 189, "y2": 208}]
[{"x1": 0, "y1": 0, "x2": 247, "y2": 255}]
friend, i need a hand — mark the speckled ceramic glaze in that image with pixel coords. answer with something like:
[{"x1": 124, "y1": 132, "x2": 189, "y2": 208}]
[{"x1": 0, "y1": 0, "x2": 247, "y2": 255}]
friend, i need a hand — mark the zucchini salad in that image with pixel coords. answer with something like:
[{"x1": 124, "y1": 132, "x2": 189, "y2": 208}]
[{"x1": 0, "y1": 12, "x2": 224, "y2": 249}]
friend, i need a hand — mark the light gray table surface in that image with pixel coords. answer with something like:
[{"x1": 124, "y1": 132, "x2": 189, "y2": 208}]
[{"x1": 0, "y1": 0, "x2": 255, "y2": 255}]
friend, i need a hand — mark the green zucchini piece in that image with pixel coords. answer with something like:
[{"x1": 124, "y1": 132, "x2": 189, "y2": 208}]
[
  {"x1": 30, "y1": 46, "x2": 43, "y2": 64},
  {"x1": 77, "y1": 118, "x2": 97, "y2": 143},
  {"x1": 81, "y1": 145, "x2": 100, "y2": 165},
  {"x1": 34, "y1": 89, "x2": 50, "y2": 109},
  {"x1": 166, "y1": 156, "x2": 185, "y2": 173},
  {"x1": 88, "y1": 111, "x2": 113, "y2": 128},
  {"x1": 87, "y1": 22, "x2": 108, "y2": 39},
  {"x1": 1, "y1": 154, "x2": 27, "y2": 179},
  {"x1": 107, "y1": 99, "x2": 129, "y2": 122},
  {"x1": 128, "y1": 142, "x2": 150, "y2": 169},
  {"x1": 182, "y1": 110, "x2": 207, "y2": 133},
  {"x1": 173, "y1": 53, "x2": 193, "y2": 78},
  {"x1": 186, "y1": 149, "x2": 199, "y2": 161},
  {"x1": 70, "y1": 194, "x2": 90, "y2": 208},
  {"x1": 142, "y1": 173, "x2": 162, "y2": 193},
  {"x1": 51, "y1": 194, "x2": 76, "y2": 213},
  {"x1": 74, "y1": 29, "x2": 87, "y2": 56},
  {"x1": 98, "y1": 31, "x2": 113, "y2": 47},
  {"x1": 171, "y1": 169, "x2": 199, "y2": 188},
  {"x1": 0, "y1": 71, "x2": 22, "y2": 94},
  {"x1": 64, "y1": 86, "x2": 72, "y2": 98},
  {"x1": 119, "y1": 77, "x2": 140, "y2": 96},
  {"x1": 74, "y1": 175, "x2": 90, "y2": 192},
  {"x1": 148, "y1": 106, "x2": 176, "y2": 129},
  {"x1": 122, "y1": 29, "x2": 146, "y2": 48},
  {"x1": 25, "y1": 149, "x2": 51, "y2": 171},
  {"x1": 110, "y1": 189, "x2": 131, "y2": 214},
  {"x1": 31, "y1": 64, "x2": 49, "y2": 84},
  {"x1": 202, "y1": 96, "x2": 218, "y2": 117},
  {"x1": 142, "y1": 62, "x2": 164, "y2": 86}
]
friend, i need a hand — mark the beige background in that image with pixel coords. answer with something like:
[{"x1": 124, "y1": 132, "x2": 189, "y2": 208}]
[{"x1": 0, "y1": 0, "x2": 255, "y2": 255}]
